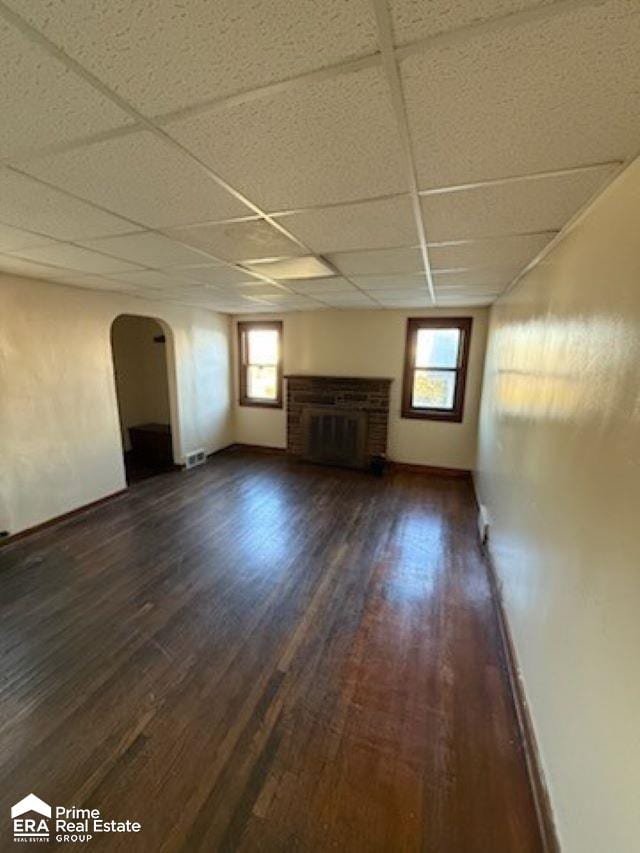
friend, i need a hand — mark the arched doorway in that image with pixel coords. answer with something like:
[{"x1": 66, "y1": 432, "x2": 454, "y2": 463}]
[{"x1": 111, "y1": 314, "x2": 175, "y2": 484}]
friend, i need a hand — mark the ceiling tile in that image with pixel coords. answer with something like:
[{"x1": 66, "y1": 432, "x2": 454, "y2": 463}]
[
  {"x1": 164, "y1": 219, "x2": 305, "y2": 263},
  {"x1": 389, "y1": 0, "x2": 551, "y2": 45},
  {"x1": 287, "y1": 277, "x2": 356, "y2": 295},
  {"x1": 175, "y1": 265, "x2": 260, "y2": 287},
  {"x1": 371, "y1": 288, "x2": 430, "y2": 300},
  {"x1": 318, "y1": 291, "x2": 378, "y2": 306},
  {"x1": 0, "y1": 253, "x2": 70, "y2": 282},
  {"x1": 222, "y1": 283, "x2": 289, "y2": 298},
  {"x1": 0, "y1": 222, "x2": 57, "y2": 252},
  {"x1": 19, "y1": 131, "x2": 249, "y2": 228},
  {"x1": 6, "y1": 0, "x2": 378, "y2": 115},
  {"x1": 282, "y1": 196, "x2": 417, "y2": 253},
  {"x1": 166, "y1": 66, "x2": 407, "y2": 210},
  {"x1": 78, "y1": 231, "x2": 216, "y2": 268},
  {"x1": 104, "y1": 269, "x2": 197, "y2": 290},
  {"x1": 0, "y1": 169, "x2": 133, "y2": 240},
  {"x1": 8, "y1": 243, "x2": 140, "y2": 274},
  {"x1": 433, "y1": 268, "x2": 514, "y2": 288},
  {"x1": 351, "y1": 274, "x2": 426, "y2": 291},
  {"x1": 328, "y1": 246, "x2": 422, "y2": 275},
  {"x1": 402, "y1": 1, "x2": 640, "y2": 186},
  {"x1": 428, "y1": 233, "x2": 554, "y2": 270},
  {"x1": 420, "y1": 167, "x2": 616, "y2": 240},
  {"x1": 435, "y1": 294, "x2": 496, "y2": 306},
  {"x1": 0, "y1": 17, "x2": 133, "y2": 161}
]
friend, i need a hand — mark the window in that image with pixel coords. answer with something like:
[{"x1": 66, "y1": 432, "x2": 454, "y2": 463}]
[
  {"x1": 238, "y1": 321, "x2": 283, "y2": 408},
  {"x1": 401, "y1": 317, "x2": 472, "y2": 422}
]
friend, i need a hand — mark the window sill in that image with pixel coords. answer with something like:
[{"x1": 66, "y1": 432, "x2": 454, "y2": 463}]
[
  {"x1": 239, "y1": 399, "x2": 283, "y2": 409},
  {"x1": 401, "y1": 407, "x2": 463, "y2": 423}
]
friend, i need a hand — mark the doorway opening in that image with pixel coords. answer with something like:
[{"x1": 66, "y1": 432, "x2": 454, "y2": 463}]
[{"x1": 111, "y1": 314, "x2": 175, "y2": 485}]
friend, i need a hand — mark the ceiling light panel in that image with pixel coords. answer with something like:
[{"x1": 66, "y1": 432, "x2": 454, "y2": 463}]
[
  {"x1": 165, "y1": 66, "x2": 407, "y2": 210},
  {"x1": 245, "y1": 256, "x2": 335, "y2": 280},
  {"x1": 164, "y1": 219, "x2": 305, "y2": 263},
  {"x1": 420, "y1": 166, "x2": 615, "y2": 241},
  {"x1": 0, "y1": 170, "x2": 133, "y2": 240},
  {"x1": 401, "y1": 1, "x2": 640, "y2": 187},
  {"x1": 427, "y1": 232, "x2": 554, "y2": 270},
  {"x1": 0, "y1": 17, "x2": 133, "y2": 161},
  {"x1": 78, "y1": 232, "x2": 216, "y2": 268},
  {"x1": 5, "y1": 0, "x2": 379, "y2": 115},
  {"x1": 7, "y1": 243, "x2": 141, "y2": 275},
  {"x1": 327, "y1": 246, "x2": 423, "y2": 275},
  {"x1": 281, "y1": 196, "x2": 417, "y2": 253},
  {"x1": 389, "y1": 0, "x2": 551, "y2": 45},
  {"x1": 18, "y1": 131, "x2": 249, "y2": 228}
]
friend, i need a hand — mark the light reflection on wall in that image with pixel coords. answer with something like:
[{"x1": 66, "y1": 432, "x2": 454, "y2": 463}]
[{"x1": 491, "y1": 315, "x2": 638, "y2": 423}]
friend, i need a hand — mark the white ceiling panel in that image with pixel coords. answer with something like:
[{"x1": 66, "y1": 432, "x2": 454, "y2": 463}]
[
  {"x1": 0, "y1": 18, "x2": 132, "y2": 161},
  {"x1": 164, "y1": 219, "x2": 305, "y2": 263},
  {"x1": 282, "y1": 196, "x2": 417, "y2": 253},
  {"x1": 433, "y1": 268, "x2": 515, "y2": 288},
  {"x1": 318, "y1": 291, "x2": 378, "y2": 306},
  {"x1": 0, "y1": 169, "x2": 133, "y2": 240},
  {"x1": 402, "y1": 1, "x2": 640, "y2": 186},
  {"x1": 328, "y1": 246, "x2": 423, "y2": 275},
  {"x1": 420, "y1": 167, "x2": 616, "y2": 241},
  {"x1": 389, "y1": 0, "x2": 551, "y2": 46},
  {"x1": 104, "y1": 269, "x2": 197, "y2": 290},
  {"x1": 8, "y1": 243, "x2": 140, "y2": 275},
  {"x1": 5, "y1": 0, "x2": 378, "y2": 115},
  {"x1": 19, "y1": 131, "x2": 249, "y2": 228},
  {"x1": 175, "y1": 265, "x2": 260, "y2": 287},
  {"x1": 0, "y1": 253, "x2": 70, "y2": 282},
  {"x1": 287, "y1": 277, "x2": 357, "y2": 295},
  {"x1": 0, "y1": 223, "x2": 57, "y2": 252},
  {"x1": 165, "y1": 66, "x2": 407, "y2": 210},
  {"x1": 435, "y1": 294, "x2": 496, "y2": 306},
  {"x1": 79, "y1": 231, "x2": 216, "y2": 268},
  {"x1": 370, "y1": 288, "x2": 430, "y2": 300},
  {"x1": 428, "y1": 233, "x2": 554, "y2": 270},
  {"x1": 351, "y1": 274, "x2": 426, "y2": 291}
]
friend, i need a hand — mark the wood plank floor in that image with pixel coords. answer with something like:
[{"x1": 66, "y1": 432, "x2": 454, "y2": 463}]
[{"x1": 0, "y1": 450, "x2": 541, "y2": 852}]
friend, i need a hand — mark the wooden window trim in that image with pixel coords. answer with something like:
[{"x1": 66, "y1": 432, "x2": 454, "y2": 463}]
[
  {"x1": 401, "y1": 317, "x2": 473, "y2": 423},
  {"x1": 238, "y1": 320, "x2": 283, "y2": 408}
]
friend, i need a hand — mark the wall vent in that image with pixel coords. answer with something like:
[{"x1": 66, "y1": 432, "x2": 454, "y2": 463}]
[{"x1": 185, "y1": 449, "x2": 206, "y2": 469}]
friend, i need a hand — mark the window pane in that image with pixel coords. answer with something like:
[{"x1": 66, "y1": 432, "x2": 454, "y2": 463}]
[
  {"x1": 248, "y1": 365, "x2": 277, "y2": 400},
  {"x1": 415, "y1": 328, "x2": 460, "y2": 368},
  {"x1": 247, "y1": 329, "x2": 278, "y2": 366},
  {"x1": 412, "y1": 369, "x2": 456, "y2": 409}
]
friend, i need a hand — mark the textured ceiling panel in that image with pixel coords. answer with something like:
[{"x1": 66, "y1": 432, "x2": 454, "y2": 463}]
[
  {"x1": 19, "y1": 131, "x2": 249, "y2": 228},
  {"x1": 104, "y1": 269, "x2": 197, "y2": 290},
  {"x1": 7, "y1": 243, "x2": 140, "y2": 274},
  {"x1": 433, "y1": 269, "x2": 516, "y2": 288},
  {"x1": 0, "y1": 170, "x2": 133, "y2": 240},
  {"x1": 351, "y1": 273, "x2": 426, "y2": 291},
  {"x1": 402, "y1": 1, "x2": 640, "y2": 186},
  {"x1": 420, "y1": 167, "x2": 616, "y2": 240},
  {"x1": 0, "y1": 18, "x2": 132, "y2": 161},
  {"x1": 317, "y1": 291, "x2": 378, "y2": 306},
  {"x1": 0, "y1": 223, "x2": 57, "y2": 252},
  {"x1": 0, "y1": 253, "x2": 71, "y2": 281},
  {"x1": 166, "y1": 67, "x2": 407, "y2": 210},
  {"x1": 175, "y1": 265, "x2": 260, "y2": 287},
  {"x1": 282, "y1": 196, "x2": 417, "y2": 253},
  {"x1": 79, "y1": 232, "x2": 215, "y2": 268},
  {"x1": 328, "y1": 246, "x2": 423, "y2": 275},
  {"x1": 163, "y1": 219, "x2": 305, "y2": 263},
  {"x1": 287, "y1": 277, "x2": 357, "y2": 295},
  {"x1": 5, "y1": 0, "x2": 378, "y2": 115},
  {"x1": 428, "y1": 232, "x2": 554, "y2": 270},
  {"x1": 389, "y1": 0, "x2": 551, "y2": 45}
]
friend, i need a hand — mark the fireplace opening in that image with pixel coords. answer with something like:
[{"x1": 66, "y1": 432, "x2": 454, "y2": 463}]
[{"x1": 302, "y1": 407, "x2": 368, "y2": 469}]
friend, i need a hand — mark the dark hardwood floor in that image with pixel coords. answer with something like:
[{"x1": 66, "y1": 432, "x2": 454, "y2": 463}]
[{"x1": 0, "y1": 450, "x2": 541, "y2": 852}]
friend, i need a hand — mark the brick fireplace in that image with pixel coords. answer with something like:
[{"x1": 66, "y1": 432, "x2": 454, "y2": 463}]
[{"x1": 286, "y1": 375, "x2": 393, "y2": 470}]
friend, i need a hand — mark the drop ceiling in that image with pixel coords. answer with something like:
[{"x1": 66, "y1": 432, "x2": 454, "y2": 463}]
[{"x1": 0, "y1": 0, "x2": 637, "y2": 313}]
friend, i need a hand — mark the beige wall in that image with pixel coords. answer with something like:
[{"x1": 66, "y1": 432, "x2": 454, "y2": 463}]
[
  {"x1": 111, "y1": 315, "x2": 172, "y2": 451},
  {"x1": 0, "y1": 275, "x2": 233, "y2": 536},
  {"x1": 233, "y1": 308, "x2": 488, "y2": 470},
  {"x1": 475, "y1": 158, "x2": 640, "y2": 852}
]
